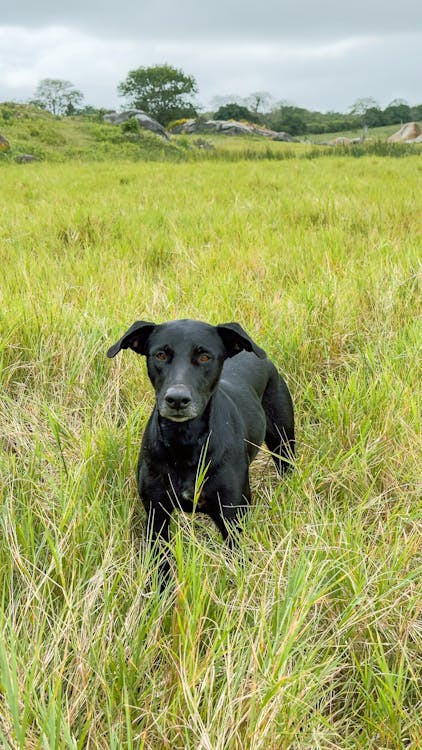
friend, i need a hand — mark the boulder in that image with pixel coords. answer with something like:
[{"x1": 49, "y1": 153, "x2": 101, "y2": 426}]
[
  {"x1": 217, "y1": 120, "x2": 255, "y2": 135},
  {"x1": 271, "y1": 131, "x2": 296, "y2": 142},
  {"x1": 170, "y1": 119, "x2": 197, "y2": 134},
  {"x1": 0, "y1": 134, "x2": 10, "y2": 152},
  {"x1": 104, "y1": 110, "x2": 169, "y2": 139},
  {"x1": 387, "y1": 122, "x2": 421, "y2": 143},
  {"x1": 194, "y1": 120, "x2": 218, "y2": 133},
  {"x1": 15, "y1": 154, "x2": 37, "y2": 163}
]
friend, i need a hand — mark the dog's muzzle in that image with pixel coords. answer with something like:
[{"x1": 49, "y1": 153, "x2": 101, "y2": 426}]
[{"x1": 159, "y1": 384, "x2": 198, "y2": 421}]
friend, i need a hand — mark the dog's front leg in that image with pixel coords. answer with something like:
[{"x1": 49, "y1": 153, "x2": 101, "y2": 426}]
[
  {"x1": 144, "y1": 499, "x2": 172, "y2": 589},
  {"x1": 209, "y1": 497, "x2": 249, "y2": 549},
  {"x1": 213, "y1": 511, "x2": 245, "y2": 547},
  {"x1": 207, "y1": 470, "x2": 252, "y2": 547}
]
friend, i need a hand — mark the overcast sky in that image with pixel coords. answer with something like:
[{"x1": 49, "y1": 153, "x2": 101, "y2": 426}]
[{"x1": 1, "y1": 1, "x2": 421, "y2": 112}]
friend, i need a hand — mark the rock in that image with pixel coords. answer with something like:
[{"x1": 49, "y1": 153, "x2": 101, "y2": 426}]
[
  {"x1": 408, "y1": 134, "x2": 422, "y2": 143},
  {"x1": 271, "y1": 131, "x2": 296, "y2": 142},
  {"x1": 188, "y1": 120, "x2": 214, "y2": 133},
  {"x1": 170, "y1": 119, "x2": 197, "y2": 134},
  {"x1": 15, "y1": 154, "x2": 37, "y2": 163},
  {"x1": 104, "y1": 110, "x2": 169, "y2": 139},
  {"x1": 170, "y1": 118, "x2": 295, "y2": 141},
  {"x1": 250, "y1": 125, "x2": 273, "y2": 137},
  {"x1": 387, "y1": 122, "x2": 421, "y2": 143},
  {"x1": 0, "y1": 134, "x2": 10, "y2": 152},
  {"x1": 217, "y1": 120, "x2": 255, "y2": 135}
]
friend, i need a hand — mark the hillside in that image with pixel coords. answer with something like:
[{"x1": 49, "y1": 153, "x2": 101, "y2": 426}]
[
  {"x1": 0, "y1": 103, "x2": 188, "y2": 162},
  {"x1": 0, "y1": 103, "x2": 421, "y2": 163}
]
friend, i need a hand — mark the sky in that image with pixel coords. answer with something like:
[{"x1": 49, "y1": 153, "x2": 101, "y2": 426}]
[{"x1": 1, "y1": 1, "x2": 421, "y2": 113}]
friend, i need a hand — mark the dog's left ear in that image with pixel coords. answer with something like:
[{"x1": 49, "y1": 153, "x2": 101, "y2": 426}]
[
  {"x1": 107, "y1": 320, "x2": 156, "y2": 358},
  {"x1": 216, "y1": 322, "x2": 266, "y2": 359}
]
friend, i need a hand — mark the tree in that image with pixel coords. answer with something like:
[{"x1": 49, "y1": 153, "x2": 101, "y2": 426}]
[
  {"x1": 117, "y1": 64, "x2": 198, "y2": 126},
  {"x1": 410, "y1": 103, "x2": 422, "y2": 121},
  {"x1": 244, "y1": 91, "x2": 274, "y2": 114},
  {"x1": 267, "y1": 104, "x2": 308, "y2": 135},
  {"x1": 383, "y1": 99, "x2": 411, "y2": 125},
  {"x1": 32, "y1": 79, "x2": 84, "y2": 116},
  {"x1": 349, "y1": 97, "x2": 381, "y2": 126},
  {"x1": 362, "y1": 106, "x2": 384, "y2": 127},
  {"x1": 213, "y1": 102, "x2": 260, "y2": 123}
]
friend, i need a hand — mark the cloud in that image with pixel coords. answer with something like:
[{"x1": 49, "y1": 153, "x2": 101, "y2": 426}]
[
  {"x1": 0, "y1": 26, "x2": 139, "y2": 105},
  {"x1": 0, "y1": 12, "x2": 421, "y2": 112},
  {"x1": 2, "y1": 0, "x2": 422, "y2": 40}
]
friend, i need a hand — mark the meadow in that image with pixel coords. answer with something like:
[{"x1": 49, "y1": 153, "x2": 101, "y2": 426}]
[{"x1": 0, "y1": 152, "x2": 421, "y2": 748}]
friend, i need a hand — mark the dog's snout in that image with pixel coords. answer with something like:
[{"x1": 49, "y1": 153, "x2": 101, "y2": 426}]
[{"x1": 164, "y1": 385, "x2": 192, "y2": 410}]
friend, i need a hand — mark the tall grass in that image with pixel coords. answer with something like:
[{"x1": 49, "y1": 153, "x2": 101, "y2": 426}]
[{"x1": 0, "y1": 155, "x2": 421, "y2": 748}]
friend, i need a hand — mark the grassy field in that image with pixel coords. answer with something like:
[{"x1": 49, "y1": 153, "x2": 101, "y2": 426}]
[{"x1": 0, "y1": 153, "x2": 421, "y2": 748}]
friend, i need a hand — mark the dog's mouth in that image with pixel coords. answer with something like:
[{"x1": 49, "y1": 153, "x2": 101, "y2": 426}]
[
  {"x1": 162, "y1": 412, "x2": 194, "y2": 422},
  {"x1": 157, "y1": 403, "x2": 201, "y2": 422}
]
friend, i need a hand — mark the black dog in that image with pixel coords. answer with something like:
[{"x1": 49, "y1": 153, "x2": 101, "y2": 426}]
[{"x1": 107, "y1": 319, "x2": 294, "y2": 581}]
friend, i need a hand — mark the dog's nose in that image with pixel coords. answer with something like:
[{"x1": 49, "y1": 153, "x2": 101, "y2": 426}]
[{"x1": 164, "y1": 385, "x2": 192, "y2": 410}]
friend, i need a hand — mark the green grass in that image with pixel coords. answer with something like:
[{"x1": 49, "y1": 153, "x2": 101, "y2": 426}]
[
  {"x1": 0, "y1": 103, "x2": 190, "y2": 162},
  {"x1": 0, "y1": 155, "x2": 421, "y2": 748}
]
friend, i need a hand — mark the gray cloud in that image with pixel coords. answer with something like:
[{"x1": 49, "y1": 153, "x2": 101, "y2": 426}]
[{"x1": 3, "y1": 0, "x2": 422, "y2": 40}]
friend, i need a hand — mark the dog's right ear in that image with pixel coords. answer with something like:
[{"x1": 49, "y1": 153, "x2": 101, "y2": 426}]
[{"x1": 107, "y1": 321, "x2": 156, "y2": 358}]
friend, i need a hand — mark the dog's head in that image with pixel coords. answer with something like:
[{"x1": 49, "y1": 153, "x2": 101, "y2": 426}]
[{"x1": 107, "y1": 319, "x2": 266, "y2": 422}]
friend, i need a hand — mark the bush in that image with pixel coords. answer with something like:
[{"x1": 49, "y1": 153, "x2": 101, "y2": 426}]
[
  {"x1": 167, "y1": 118, "x2": 192, "y2": 132},
  {"x1": 120, "y1": 117, "x2": 140, "y2": 133},
  {"x1": 213, "y1": 103, "x2": 260, "y2": 124}
]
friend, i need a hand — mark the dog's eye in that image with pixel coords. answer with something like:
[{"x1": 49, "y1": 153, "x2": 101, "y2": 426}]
[
  {"x1": 198, "y1": 352, "x2": 211, "y2": 363},
  {"x1": 155, "y1": 351, "x2": 167, "y2": 361}
]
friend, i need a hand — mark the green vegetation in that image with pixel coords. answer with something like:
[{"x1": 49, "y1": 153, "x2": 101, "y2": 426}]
[
  {"x1": 0, "y1": 103, "x2": 191, "y2": 163},
  {"x1": 207, "y1": 97, "x2": 422, "y2": 137},
  {"x1": 1, "y1": 103, "x2": 421, "y2": 167},
  {"x1": 31, "y1": 78, "x2": 84, "y2": 117},
  {"x1": 20, "y1": 70, "x2": 422, "y2": 136},
  {"x1": 117, "y1": 64, "x2": 199, "y2": 126},
  {"x1": 214, "y1": 102, "x2": 261, "y2": 123},
  {"x1": 0, "y1": 140, "x2": 421, "y2": 747}
]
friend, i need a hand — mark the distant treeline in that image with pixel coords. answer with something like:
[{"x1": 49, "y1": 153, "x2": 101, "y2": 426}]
[
  {"x1": 18, "y1": 71, "x2": 422, "y2": 137},
  {"x1": 213, "y1": 100, "x2": 422, "y2": 136}
]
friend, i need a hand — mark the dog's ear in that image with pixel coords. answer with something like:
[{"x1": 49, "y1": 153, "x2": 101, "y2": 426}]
[
  {"x1": 216, "y1": 322, "x2": 266, "y2": 359},
  {"x1": 107, "y1": 321, "x2": 156, "y2": 358}
]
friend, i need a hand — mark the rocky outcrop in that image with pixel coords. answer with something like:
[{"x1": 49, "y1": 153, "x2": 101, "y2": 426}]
[
  {"x1": 104, "y1": 110, "x2": 169, "y2": 139},
  {"x1": 387, "y1": 122, "x2": 421, "y2": 143},
  {"x1": 170, "y1": 118, "x2": 296, "y2": 141},
  {"x1": 171, "y1": 119, "x2": 198, "y2": 134}
]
